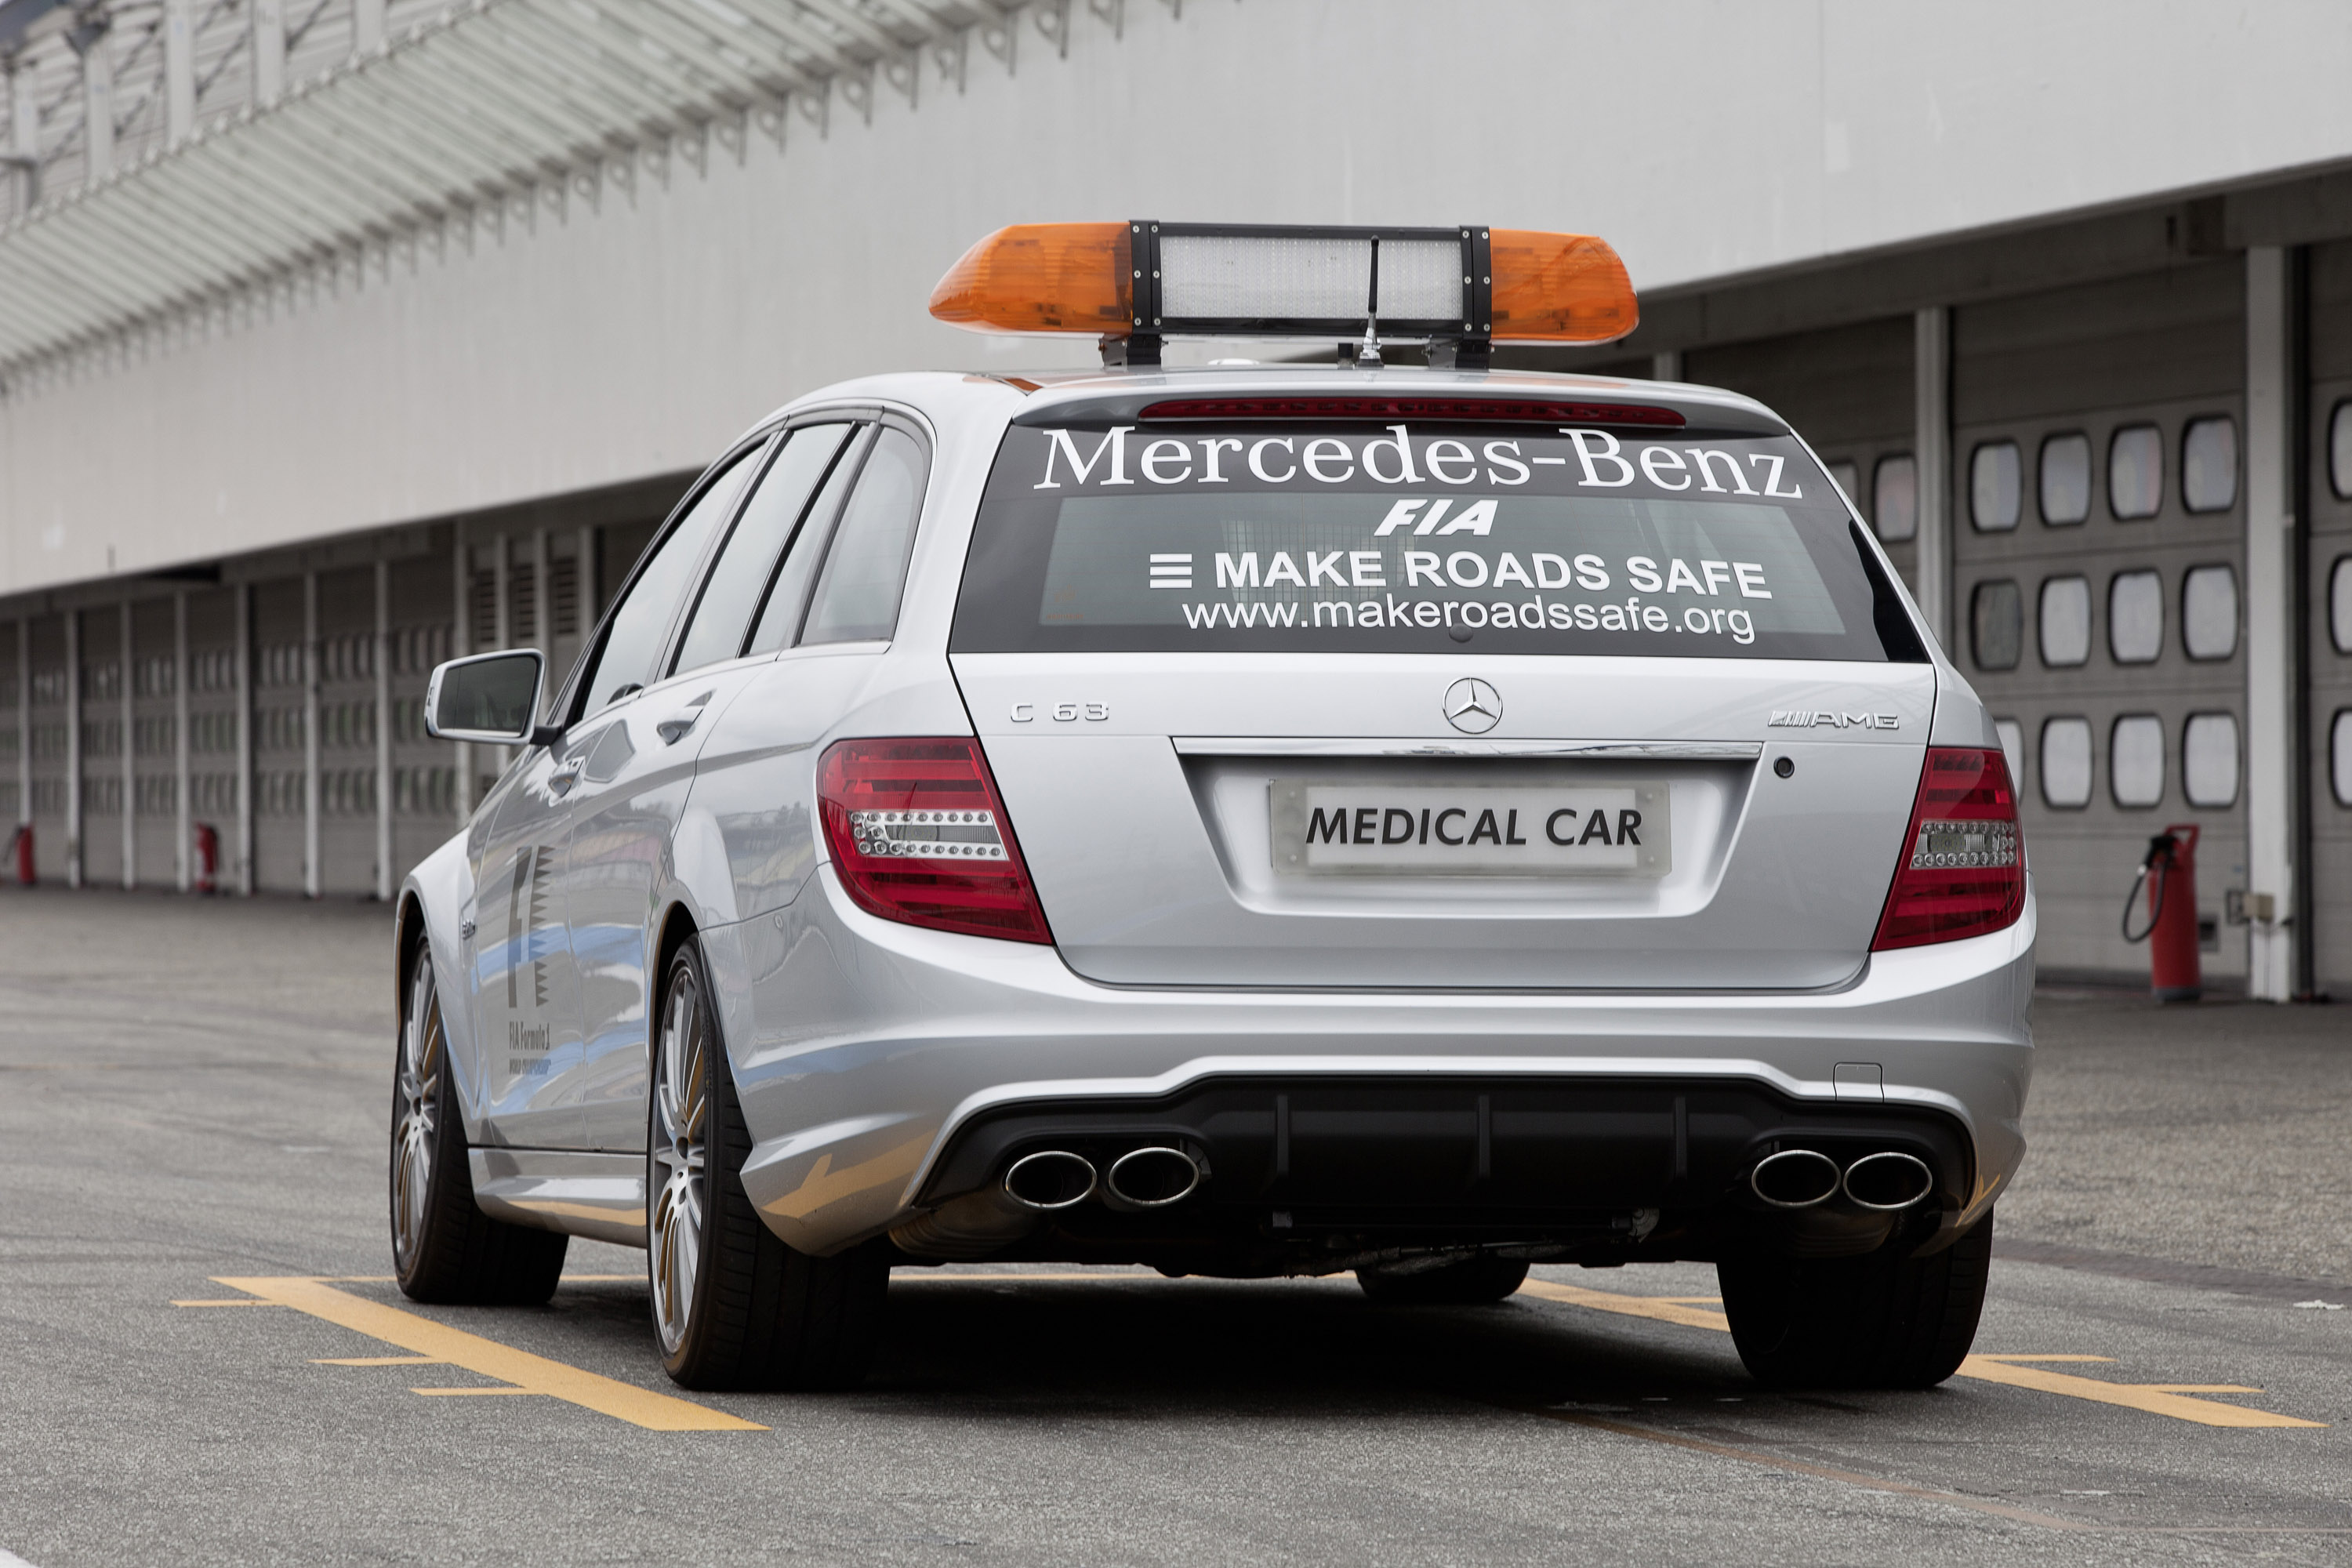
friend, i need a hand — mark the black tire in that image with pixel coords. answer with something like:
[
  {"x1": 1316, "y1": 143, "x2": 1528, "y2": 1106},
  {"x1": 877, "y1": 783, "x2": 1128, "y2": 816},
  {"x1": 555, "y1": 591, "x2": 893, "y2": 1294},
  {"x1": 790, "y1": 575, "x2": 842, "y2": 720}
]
[
  {"x1": 390, "y1": 939, "x2": 568, "y2": 1305},
  {"x1": 1357, "y1": 1254, "x2": 1530, "y2": 1305},
  {"x1": 648, "y1": 937, "x2": 888, "y2": 1391},
  {"x1": 1717, "y1": 1211, "x2": 1994, "y2": 1389}
]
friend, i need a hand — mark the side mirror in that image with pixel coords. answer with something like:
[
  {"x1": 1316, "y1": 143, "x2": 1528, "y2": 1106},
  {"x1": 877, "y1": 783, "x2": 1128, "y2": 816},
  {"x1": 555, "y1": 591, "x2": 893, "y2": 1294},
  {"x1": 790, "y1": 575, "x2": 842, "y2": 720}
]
[{"x1": 424, "y1": 650, "x2": 561, "y2": 746}]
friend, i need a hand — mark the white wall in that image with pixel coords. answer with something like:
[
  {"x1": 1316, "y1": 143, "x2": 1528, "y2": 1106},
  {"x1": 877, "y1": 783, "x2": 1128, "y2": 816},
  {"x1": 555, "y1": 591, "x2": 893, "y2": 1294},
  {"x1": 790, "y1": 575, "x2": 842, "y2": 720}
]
[{"x1": 8, "y1": 0, "x2": 2352, "y2": 595}]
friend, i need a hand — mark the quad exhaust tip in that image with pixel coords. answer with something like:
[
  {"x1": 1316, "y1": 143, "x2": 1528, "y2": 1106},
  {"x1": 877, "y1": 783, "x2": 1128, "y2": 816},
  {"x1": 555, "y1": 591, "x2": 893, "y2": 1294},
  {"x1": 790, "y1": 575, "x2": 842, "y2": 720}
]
[
  {"x1": 1840, "y1": 1150, "x2": 1935, "y2": 1211},
  {"x1": 1748, "y1": 1148, "x2": 1935, "y2": 1210},
  {"x1": 1105, "y1": 1146, "x2": 1203, "y2": 1208},
  {"x1": 1003, "y1": 1150, "x2": 1097, "y2": 1210}
]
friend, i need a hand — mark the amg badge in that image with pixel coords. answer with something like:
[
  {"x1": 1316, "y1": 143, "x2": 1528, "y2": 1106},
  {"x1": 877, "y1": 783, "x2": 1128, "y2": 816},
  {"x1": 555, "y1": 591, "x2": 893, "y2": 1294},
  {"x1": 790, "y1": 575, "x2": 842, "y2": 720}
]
[{"x1": 1768, "y1": 710, "x2": 1900, "y2": 730}]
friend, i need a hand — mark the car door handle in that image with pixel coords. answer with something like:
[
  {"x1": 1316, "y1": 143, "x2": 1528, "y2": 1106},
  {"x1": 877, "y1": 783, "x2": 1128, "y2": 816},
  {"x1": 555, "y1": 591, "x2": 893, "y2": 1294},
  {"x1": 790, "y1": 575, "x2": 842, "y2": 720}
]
[{"x1": 656, "y1": 710, "x2": 703, "y2": 745}]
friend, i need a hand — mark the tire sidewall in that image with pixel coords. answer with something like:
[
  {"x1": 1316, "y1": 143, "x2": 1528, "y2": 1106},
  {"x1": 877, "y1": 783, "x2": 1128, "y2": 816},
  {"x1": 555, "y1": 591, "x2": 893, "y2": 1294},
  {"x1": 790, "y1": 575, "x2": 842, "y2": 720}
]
[{"x1": 651, "y1": 940, "x2": 724, "y2": 1381}]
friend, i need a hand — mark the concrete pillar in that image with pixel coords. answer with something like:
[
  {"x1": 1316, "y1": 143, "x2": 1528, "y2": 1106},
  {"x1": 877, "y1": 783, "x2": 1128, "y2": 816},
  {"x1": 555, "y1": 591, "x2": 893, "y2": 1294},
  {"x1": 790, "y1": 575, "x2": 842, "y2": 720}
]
[
  {"x1": 162, "y1": 0, "x2": 195, "y2": 146},
  {"x1": 374, "y1": 559, "x2": 392, "y2": 901},
  {"x1": 234, "y1": 582, "x2": 253, "y2": 895},
  {"x1": 252, "y1": 0, "x2": 285, "y2": 108},
  {"x1": 352, "y1": 0, "x2": 385, "y2": 54},
  {"x1": 2245, "y1": 247, "x2": 2299, "y2": 1001},
  {"x1": 1650, "y1": 350, "x2": 1682, "y2": 383},
  {"x1": 119, "y1": 604, "x2": 134, "y2": 889},
  {"x1": 452, "y1": 526, "x2": 473, "y2": 822},
  {"x1": 78, "y1": 16, "x2": 113, "y2": 186},
  {"x1": 302, "y1": 571, "x2": 320, "y2": 898},
  {"x1": 173, "y1": 591, "x2": 190, "y2": 890},
  {"x1": 1912, "y1": 306, "x2": 1953, "y2": 653},
  {"x1": 64, "y1": 610, "x2": 81, "y2": 887},
  {"x1": 492, "y1": 534, "x2": 511, "y2": 775}
]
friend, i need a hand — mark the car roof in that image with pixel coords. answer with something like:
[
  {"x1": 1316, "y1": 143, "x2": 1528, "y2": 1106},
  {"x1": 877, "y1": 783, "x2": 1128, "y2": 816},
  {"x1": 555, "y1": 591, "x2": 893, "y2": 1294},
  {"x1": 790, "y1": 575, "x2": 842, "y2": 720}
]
[{"x1": 740, "y1": 365, "x2": 1795, "y2": 449}]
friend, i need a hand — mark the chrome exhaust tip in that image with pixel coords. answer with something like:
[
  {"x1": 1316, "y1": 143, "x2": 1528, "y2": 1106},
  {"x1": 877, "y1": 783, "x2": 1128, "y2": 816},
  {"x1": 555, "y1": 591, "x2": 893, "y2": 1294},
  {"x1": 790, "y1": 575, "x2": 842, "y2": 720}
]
[
  {"x1": 1841, "y1": 1151, "x2": 1935, "y2": 1211},
  {"x1": 1749, "y1": 1148, "x2": 1842, "y2": 1209},
  {"x1": 1003, "y1": 1150, "x2": 1097, "y2": 1210},
  {"x1": 1104, "y1": 1146, "x2": 1203, "y2": 1209}
]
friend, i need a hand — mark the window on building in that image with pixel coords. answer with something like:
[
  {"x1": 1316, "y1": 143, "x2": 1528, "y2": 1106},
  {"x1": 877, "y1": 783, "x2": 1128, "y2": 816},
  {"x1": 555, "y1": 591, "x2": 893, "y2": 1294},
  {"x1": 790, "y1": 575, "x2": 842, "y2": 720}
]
[
  {"x1": 1969, "y1": 441, "x2": 2021, "y2": 531},
  {"x1": 2041, "y1": 717, "x2": 2093, "y2": 808},
  {"x1": 2333, "y1": 710, "x2": 2352, "y2": 808},
  {"x1": 2040, "y1": 432, "x2": 2092, "y2": 525},
  {"x1": 2183, "y1": 713, "x2": 2241, "y2": 808},
  {"x1": 2181, "y1": 564, "x2": 2238, "y2": 661},
  {"x1": 2039, "y1": 575, "x2": 2092, "y2": 666},
  {"x1": 2181, "y1": 416, "x2": 2238, "y2": 514},
  {"x1": 2107, "y1": 570, "x2": 2163, "y2": 664},
  {"x1": 2332, "y1": 555, "x2": 2352, "y2": 655},
  {"x1": 1970, "y1": 579, "x2": 2023, "y2": 670},
  {"x1": 2108, "y1": 424, "x2": 2164, "y2": 520},
  {"x1": 1993, "y1": 717, "x2": 2026, "y2": 794},
  {"x1": 1873, "y1": 454, "x2": 1918, "y2": 542},
  {"x1": 2109, "y1": 714, "x2": 2165, "y2": 808},
  {"x1": 2332, "y1": 401, "x2": 2352, "y2": 499}
]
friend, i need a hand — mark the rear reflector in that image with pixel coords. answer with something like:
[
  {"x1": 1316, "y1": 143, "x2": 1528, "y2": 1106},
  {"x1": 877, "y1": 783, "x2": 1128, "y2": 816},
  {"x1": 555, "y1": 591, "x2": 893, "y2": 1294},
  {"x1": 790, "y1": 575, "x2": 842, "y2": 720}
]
[
  {"x1": 1871, "y1": 748, "x2": 2026, "y2": 951},
  {"x1": 1136, "y1": 397, "x2": 1683, "y2": 426},
  {"x1": 817, "y1": 738, "x2": 1053, "y2": 944}
]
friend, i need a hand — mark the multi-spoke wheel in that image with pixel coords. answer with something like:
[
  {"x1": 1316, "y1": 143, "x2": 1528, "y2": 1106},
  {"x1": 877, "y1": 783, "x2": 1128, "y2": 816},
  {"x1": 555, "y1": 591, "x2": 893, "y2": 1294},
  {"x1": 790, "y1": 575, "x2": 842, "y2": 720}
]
[
  {"x1": 390, "y1": 936, "x2": 568, "y2": 1305},
  {"x1": 647, "y1": 935, "x2": 889, "y2": 1391}
]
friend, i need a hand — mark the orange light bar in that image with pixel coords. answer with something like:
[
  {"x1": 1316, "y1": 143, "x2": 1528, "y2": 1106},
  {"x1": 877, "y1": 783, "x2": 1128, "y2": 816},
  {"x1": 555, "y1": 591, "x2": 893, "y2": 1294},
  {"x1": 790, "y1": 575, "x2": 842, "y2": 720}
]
[
  {"x1": 928, "y1": 223, "x2": 1133, "y2": 336},
  {"x1": 1488, "y1": 230, "x2": 1639, "y2": 343}
]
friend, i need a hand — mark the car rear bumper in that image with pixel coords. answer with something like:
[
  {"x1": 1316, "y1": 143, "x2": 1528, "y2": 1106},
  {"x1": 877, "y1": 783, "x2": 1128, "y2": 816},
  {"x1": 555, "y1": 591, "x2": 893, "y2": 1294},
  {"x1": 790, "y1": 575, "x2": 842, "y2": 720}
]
[{"x1": 705, "y1": 866, "x2": 2034, "y2": 1260}]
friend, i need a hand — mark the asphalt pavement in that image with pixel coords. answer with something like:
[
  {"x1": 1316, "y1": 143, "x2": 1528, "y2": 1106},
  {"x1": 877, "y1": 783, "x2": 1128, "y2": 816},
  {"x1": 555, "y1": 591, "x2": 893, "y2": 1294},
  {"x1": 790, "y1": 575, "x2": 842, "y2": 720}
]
[{"x1": 2, "y1": 886, "x2": 2349, "y2": 1565}]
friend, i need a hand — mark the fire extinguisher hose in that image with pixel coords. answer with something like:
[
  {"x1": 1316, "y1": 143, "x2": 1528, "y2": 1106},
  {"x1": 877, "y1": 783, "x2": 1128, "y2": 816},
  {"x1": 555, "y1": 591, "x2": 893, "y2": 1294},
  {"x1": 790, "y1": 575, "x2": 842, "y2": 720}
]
[{"x1": 2122, "y1": 842, "x2": 2171, "y2": 944}]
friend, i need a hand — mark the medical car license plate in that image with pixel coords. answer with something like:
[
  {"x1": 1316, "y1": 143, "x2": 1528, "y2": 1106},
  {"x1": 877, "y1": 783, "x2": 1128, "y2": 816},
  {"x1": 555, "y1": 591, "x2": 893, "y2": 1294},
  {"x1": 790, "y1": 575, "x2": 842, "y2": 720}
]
[{"x1": 1269, "y1": 781, "x2": 1671, "y2": 877}]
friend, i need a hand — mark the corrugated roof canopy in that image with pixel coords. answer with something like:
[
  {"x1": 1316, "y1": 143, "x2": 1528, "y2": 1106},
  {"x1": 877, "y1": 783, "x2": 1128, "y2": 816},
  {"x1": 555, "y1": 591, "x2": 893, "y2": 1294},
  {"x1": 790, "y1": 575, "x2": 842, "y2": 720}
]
[{"x1": 0, "y1": 0, "x2": 1094, "y2": 373}]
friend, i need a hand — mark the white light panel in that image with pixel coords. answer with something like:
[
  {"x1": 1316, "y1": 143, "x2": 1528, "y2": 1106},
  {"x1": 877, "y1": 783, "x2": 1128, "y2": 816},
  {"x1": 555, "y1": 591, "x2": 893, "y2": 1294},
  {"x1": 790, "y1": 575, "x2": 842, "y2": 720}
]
[{"x1": 1158, "y1": 234, "x2": 1465, "y2": 323}]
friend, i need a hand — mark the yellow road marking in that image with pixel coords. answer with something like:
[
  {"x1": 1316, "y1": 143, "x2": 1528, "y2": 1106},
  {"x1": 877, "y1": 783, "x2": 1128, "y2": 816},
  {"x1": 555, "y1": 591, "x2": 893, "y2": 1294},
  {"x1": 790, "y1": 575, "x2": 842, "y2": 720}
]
[
  {"x1": 314, "y1": 1356, "x2": 442, "y2": 1367},
  {"x1": 208, "y1": 1276, "x2": 765, "y2": 1432},
  {"x1": 1521, "y1": 1278, "x2": 2323, "y2": 1429}
]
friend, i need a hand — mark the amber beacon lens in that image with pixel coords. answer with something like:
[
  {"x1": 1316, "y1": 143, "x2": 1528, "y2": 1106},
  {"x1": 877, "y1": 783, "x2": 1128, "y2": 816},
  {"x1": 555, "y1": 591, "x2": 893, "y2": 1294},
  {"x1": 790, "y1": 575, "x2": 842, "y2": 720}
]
[
  {"x1": 927, "y1": 223, "x2": 1134, "y2": 335},
  {"x1": 1488, "y1": 230, "x2": 1639, "y2": 343}
]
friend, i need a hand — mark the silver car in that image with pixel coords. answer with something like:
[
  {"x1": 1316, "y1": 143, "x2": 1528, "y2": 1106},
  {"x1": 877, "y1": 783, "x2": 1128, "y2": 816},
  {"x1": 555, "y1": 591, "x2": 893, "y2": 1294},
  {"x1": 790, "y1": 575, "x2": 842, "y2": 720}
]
[{"x1": 391, "y1": 350, "x2": 2032, "y2": 1393}]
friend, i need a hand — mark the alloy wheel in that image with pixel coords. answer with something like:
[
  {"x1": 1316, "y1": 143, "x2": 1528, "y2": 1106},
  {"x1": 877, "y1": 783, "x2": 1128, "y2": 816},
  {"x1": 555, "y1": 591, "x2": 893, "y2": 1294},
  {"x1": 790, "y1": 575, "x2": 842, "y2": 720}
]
[
  {"x1": 649, "y1": 968, "x2": 710, "y2": 1356},
  {"x1": 391, "y1": 949, "x2": 441, "y2": 1272}
]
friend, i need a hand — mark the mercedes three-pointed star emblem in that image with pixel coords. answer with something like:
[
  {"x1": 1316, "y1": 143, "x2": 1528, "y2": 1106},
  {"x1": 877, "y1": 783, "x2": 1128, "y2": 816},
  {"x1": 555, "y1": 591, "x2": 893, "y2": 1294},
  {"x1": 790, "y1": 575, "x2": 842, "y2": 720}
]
[{"x1": 1443, "y1": 677, "x2": 1501, "y2": 735}]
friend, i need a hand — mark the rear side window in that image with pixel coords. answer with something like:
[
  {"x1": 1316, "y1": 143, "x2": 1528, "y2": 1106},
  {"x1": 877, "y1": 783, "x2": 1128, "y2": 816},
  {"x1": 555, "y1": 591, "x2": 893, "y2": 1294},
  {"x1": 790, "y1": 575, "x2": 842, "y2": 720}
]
[
  {"x1": 802, "y1": 427, "x2": 927, "y2": 646},
  {"x1": 953, "y1": 420, "x2": 1919, "y2": 660},
  {"x1": 671, "y1": 423, "x2": 855, "y2": 674}
]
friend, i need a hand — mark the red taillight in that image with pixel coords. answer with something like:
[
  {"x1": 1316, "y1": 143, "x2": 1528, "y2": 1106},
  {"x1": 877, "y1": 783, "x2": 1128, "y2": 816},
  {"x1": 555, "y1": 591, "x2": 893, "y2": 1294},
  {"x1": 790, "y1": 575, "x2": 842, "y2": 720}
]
[
  {"x1": 817, "y1": 738, "x2": 1053, "y2": 945},
  {"x1": 1870, "y1": 748, "x2": 2026, "y2": 952}
]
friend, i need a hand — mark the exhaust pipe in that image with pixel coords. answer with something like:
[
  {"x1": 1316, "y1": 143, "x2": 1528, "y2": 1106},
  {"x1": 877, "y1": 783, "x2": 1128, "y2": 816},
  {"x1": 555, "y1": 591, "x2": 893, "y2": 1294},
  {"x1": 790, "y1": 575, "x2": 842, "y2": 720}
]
[
  {"x1": 1003, "y1": 1150, "x2": 1097, "y2": 1210},
  {"x1": 1749, "y1": 1149, "x2": 1841, "y2": 1209},
  {"x1": 1841, "y1": 1151, "x2": 1935, "y2": 1211},
  {"x1": 1104, "y1": 1146, "x2": 1203, "y2": 1209}
]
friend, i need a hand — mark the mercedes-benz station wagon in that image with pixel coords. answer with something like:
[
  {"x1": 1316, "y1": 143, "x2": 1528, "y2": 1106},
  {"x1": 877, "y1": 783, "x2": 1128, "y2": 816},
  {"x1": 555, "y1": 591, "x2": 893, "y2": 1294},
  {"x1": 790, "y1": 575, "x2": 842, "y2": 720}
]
[{"x1": 391, "y1": 223, "x2": 2032, "y2": 1392}]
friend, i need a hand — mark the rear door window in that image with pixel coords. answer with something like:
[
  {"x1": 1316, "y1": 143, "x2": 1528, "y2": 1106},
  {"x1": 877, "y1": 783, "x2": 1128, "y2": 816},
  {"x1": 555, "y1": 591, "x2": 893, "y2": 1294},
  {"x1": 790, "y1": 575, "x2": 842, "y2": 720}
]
[
  {"x1": 670, "y1": 423, "x2": 856, "y2": 674},
  {"x1": 953, "y1": 420, "x2": 1918, "y2": 661}
]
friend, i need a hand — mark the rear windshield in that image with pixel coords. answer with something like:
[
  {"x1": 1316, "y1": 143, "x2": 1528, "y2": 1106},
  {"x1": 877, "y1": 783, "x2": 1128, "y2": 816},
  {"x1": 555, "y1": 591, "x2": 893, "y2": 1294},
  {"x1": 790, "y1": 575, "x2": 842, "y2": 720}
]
[{"x1": 952, "y1": 419, "x2": 1920, "y2": 660}]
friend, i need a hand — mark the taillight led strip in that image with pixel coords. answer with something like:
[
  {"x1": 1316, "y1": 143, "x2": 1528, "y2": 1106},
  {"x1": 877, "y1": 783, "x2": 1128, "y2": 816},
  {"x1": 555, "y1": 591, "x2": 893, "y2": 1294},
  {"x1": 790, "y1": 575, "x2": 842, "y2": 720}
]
[
  {"x1": 1871, "y1": 748, "x2": 2027, "y2": 952},
  {"x1": 817, "y1": 738, "x2": 1053, "y2": 945}
]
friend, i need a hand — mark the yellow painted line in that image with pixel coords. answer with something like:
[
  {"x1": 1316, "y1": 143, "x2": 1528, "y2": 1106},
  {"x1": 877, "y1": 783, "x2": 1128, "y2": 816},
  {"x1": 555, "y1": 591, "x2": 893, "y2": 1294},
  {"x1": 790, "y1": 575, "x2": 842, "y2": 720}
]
[
  {"x1": 412, "y1": 1386, "x2": 541, "y2": 1396},
  {"x1": 314, "y1": 1356, "x2": 442, "y2": 1367},
  {"x1": 1521, "y1": 1278, "x2": 2324, "y2": 1429},
  {"x1": 208, "y1": 1276, "x2": 765, "y2": 1432}
]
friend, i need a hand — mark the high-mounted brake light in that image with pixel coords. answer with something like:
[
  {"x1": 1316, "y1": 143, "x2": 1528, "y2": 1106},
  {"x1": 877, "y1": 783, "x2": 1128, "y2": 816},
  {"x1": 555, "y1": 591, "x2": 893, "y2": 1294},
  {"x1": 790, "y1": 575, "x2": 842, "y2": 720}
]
[
  {"x1": 1871, "y1": 749, "x2": 2026, "y2": 951},
  {"x1": 928, "y1": 221, "x2": 1638, "y2": 368},
  {"x1": 818, "y1": 738, "x2": 1053, "y2": 945},
  {"x1": 1138, "y1": 397, "x2": 1682, "y2": 427}
]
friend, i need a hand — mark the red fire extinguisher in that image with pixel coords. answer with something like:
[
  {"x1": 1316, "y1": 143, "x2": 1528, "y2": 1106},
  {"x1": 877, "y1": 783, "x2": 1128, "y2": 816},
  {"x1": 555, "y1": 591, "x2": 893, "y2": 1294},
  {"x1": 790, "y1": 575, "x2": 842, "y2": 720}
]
[
  {"x1": 2122, "y1": 823, "x2": 2201, "y2": 1003},
  {"x1": 192, "y1": 822, "x2": 220, "y2": 895},
  {"x1": 4, "y1": 824, "x2": 31, "y2": 886}
]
